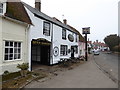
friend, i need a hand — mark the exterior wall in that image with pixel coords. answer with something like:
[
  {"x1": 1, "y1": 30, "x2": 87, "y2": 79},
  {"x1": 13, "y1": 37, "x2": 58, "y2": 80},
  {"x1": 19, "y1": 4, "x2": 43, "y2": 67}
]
[
  {"x1": 52, "y1": 24, "x2": 79, "y2": 64},
  {"x1": 0, "y1": 17, "x2": 2, "y2": 75},
  {"x1": 25, "y1": 7, "x2": 52, "y2": 69},
  {"x1": 0, "y1": 17, "x2": 28, "y2": 74},
  {"x1": 25, "y1": 7, "x2": 52, "y2": 42},
  {"x1": 79, "y1": 41, "x2": 85, "y2": 56},
  {"x1": 25, "y1": 7, "x2": 79, "y2": 66}
]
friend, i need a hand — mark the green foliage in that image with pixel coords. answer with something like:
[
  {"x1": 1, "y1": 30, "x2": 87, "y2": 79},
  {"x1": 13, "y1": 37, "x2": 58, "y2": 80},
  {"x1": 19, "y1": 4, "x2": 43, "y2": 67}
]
[
  {"x1": 113, "y1": 45, "x2": 120, "y2": 52},
  {"x1": 3, "y1": 70, "x2": 9, "y2": 75},
  {"x1": 2, "y1": 72, "x2": 20, "y2": 81},
  {"x1": 104, "y1": 34, "x2": 120, "y2": 51},
  {"x1": 17, "y1": 63, "x2": 29, "y2": 70}
]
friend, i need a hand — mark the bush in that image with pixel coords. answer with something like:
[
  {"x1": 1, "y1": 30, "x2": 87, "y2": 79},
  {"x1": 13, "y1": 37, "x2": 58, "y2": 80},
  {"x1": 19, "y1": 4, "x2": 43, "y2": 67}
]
[
  {"x1": 3, "y1": 70, "x2": 9, "y2": 75},
  {"x1": 113, "y1": 45, "x2": 120, "y2": 52},
  {"x1": 17, "y1": 63, "x2": 29, "y2": 77},
  {"x1": 17, "y1": 63, "x2": 29, "y2": 70}
]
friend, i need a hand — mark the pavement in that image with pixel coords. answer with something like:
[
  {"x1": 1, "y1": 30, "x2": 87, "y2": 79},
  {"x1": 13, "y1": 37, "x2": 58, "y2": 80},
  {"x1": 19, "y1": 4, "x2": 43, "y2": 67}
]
[{"x1": 24, "y1": 55, "x2": 118, "y2": 88}]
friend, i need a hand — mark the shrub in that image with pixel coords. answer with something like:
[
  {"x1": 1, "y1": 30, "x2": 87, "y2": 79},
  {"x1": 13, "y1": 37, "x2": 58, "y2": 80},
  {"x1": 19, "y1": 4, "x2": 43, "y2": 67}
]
[
  {"x1": 17, "y1": 63, "x2": 29, "y2": 70},
  {"x1": 3, "y1": 70, "x2": 9, "y2": 75},
  {"x1": 113, "y1": 45, "x2": 120, "y2": 52}
]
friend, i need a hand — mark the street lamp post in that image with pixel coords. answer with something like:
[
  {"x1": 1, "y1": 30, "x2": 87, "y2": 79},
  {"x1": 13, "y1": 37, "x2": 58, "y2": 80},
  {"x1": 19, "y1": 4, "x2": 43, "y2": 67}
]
[{"x1": 82, "y1": 27, "x2": 90, "y2": 61}]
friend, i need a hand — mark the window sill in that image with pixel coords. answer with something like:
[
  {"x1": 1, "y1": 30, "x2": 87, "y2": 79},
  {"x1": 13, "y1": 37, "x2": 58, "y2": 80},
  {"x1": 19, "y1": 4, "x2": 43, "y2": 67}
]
[{"x1": 3, "y1": 59, "x2": 22, "y2": 63}]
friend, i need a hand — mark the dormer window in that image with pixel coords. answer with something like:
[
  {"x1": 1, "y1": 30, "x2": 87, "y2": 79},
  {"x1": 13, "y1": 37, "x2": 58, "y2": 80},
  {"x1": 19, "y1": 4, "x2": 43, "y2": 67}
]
[{"x1": 0, "y1": 3, "x2": 3, "y2": 14}]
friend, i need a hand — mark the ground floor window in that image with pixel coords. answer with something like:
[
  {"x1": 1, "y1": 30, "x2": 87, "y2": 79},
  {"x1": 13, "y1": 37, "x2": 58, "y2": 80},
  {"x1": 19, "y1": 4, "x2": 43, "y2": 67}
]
[
  {"x1": 60, "y1": 45, "x2": 68, "y2": 56},
  {"x1": 4, "y1": 41, "x2": 21, "y2": 61},
  {"x1": 74, "y1": 46, "x2": 78, "y2": 54}
]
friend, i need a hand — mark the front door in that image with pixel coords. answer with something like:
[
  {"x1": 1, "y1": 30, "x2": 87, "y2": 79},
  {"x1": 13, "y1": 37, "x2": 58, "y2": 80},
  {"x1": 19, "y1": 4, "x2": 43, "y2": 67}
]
[
  {"x1": 41, "y1": 45, "x2": 50, "y2": 65},
  {"x1": 71, "y1": 46, "x2": 74, "y2": 58}
]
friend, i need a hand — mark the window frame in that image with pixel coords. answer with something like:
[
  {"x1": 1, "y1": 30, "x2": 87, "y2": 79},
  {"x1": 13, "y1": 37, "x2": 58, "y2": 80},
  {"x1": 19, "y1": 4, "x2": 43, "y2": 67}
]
[
  {"x1": 0, "y1": 3, "x2": 3, "y2": 14},
  {"x1": 60, "y1": 45, "x2": 68, "y2": 56},
  {"x1": 43, "y1": 21, "x2": 50, "y2": 36},
  {"x1": 4, "y1": 41, "x2": 22, "y2": 61},
  {"x1": 74, "y1": 46, "x2": 78, "y2": 54},
  {"x1": 62, "y1": 28, "x2": 66, "y2": 40}
]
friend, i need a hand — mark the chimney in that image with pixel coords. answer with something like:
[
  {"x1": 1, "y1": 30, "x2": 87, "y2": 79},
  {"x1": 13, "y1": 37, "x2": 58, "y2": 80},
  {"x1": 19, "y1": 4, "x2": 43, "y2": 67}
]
[
  {"x1": 96, "y1": 40, "x2": 98, "y2": 43},
  {"x1": 35, "y1": 0, "x2": 41, "y2": 12},
  {"x1": 63, "y1": 19, "x2": 67, "y2": 24}
]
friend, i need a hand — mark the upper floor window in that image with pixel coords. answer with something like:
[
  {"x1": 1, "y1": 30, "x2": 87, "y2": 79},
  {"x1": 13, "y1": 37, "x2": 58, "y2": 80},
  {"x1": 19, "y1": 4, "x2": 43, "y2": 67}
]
[
  {"x1": 62, "y1": 28, "x2": 66, "y2": 40},
  {"x1": 43, "y1": 21, "x2": 50, "y2": 36},
  {"x1": 60, "y1": 45, "x2": 68, "y2": 56},
  {"x1": 0, "y1": 3, "x2": 3, "y2": 14},
  {"x1": 4, "y1": 41, "x2": 22, "y2": 61}
]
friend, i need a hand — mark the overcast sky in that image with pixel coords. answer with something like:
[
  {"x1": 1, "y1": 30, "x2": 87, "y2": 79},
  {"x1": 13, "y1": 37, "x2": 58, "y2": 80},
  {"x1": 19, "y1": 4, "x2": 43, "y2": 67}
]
[{"x1": 22, "y1": 0, "x2": 119, "y2": 42}]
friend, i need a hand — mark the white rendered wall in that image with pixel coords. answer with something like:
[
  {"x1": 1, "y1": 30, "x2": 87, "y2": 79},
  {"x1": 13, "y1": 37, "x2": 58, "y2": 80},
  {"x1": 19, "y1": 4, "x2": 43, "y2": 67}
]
[
  {"x1": 1, "y1": 18, "x2": 28, "y2": 74},
  {"x1": 52, "y1": 24, "x2": 79, "y2": 64},
  {"x1": 25, "y1": 7, "x2": 79, "y2": 65}
]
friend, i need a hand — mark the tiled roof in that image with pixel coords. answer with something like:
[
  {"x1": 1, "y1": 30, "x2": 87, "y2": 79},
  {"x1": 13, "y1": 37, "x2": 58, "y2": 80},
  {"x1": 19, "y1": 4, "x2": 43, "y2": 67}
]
[
  {"x1": 67, "y1": 25, "x2": 85, "y2": 42},
  {"x1": 22, "y1": 2, "x2": 80, "y2": 34},
  {"x1": 5, "y1": 1, "x2": 32, "y2": 25},
  {"x1": 52, "y1": 17, "x2": 85, "y2": 42}
]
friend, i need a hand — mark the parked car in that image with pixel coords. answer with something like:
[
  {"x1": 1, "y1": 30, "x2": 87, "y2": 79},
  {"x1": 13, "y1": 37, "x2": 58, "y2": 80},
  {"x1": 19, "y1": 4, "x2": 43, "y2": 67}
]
[{"x1": 94, "y1": 50, "x2": 100, "y2": 55}]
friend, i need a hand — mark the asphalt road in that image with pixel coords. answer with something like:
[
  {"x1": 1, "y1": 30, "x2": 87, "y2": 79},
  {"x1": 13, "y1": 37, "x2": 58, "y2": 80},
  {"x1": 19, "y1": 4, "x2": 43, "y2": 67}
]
[
  {"x1": 93, "y1": 52, "x2": 119, "y2": 84},
  {"x1": 23, "y1": 55, "x2": 117, "y2": 88}
]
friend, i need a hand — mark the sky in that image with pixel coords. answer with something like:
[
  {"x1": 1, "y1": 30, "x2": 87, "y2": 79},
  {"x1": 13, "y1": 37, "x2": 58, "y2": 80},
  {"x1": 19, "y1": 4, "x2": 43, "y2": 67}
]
[{"x1": 22, "y1": 0, "x2": 119, "y2": 43}]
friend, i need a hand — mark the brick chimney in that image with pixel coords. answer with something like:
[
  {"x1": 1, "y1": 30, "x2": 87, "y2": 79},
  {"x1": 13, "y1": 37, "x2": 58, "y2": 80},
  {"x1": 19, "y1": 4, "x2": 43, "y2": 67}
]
[
  {"x1": 63, "y1": 19, "x2": 67, "y2": 24},
  {"x1": 35, "y1": 0, "x2": 41, "y2": 12},
  {"x1": 96, "y1": 40, "x2": 98, "y2": 43}
]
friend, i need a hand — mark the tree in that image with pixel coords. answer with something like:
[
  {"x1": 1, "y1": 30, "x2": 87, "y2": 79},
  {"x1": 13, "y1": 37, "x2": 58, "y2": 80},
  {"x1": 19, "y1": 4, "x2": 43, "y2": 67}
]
[{"x1": 104, "y1": 34, "x2": 120, "y2": 51}]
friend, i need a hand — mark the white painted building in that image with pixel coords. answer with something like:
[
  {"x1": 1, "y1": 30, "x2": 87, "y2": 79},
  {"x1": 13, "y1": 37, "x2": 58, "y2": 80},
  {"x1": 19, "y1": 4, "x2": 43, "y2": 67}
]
[
  {"x1": 0, "y1": 1, "x2": 31, "y2": 74},
  {"x1": 22, "y1": 0, "x2": 80, "y2": 70}
]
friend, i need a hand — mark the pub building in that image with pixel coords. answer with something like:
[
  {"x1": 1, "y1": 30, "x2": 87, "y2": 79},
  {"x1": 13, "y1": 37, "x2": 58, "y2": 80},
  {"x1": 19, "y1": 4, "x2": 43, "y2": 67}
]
[{"x1": 23, "y1": 0, "x2": 81, "y2": 70}]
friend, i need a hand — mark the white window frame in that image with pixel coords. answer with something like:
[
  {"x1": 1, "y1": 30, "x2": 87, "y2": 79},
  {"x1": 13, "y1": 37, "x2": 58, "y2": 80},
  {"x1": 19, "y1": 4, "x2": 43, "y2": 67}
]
[
  {"x1": 74, "y1": 46, "x2": 78, "y2": 54},
  {"x1": 0, "y1": 3, "x2": 3, "y2": 14},
  {"x1": 60, "y1": 45, "x2": 68, "y2": 56},
  {"x1": 4, "y1": 41, "x2": 22, "y2": 61},
  {"x1": 43, "y1": 21, "x2": 50, "y2": 36}
]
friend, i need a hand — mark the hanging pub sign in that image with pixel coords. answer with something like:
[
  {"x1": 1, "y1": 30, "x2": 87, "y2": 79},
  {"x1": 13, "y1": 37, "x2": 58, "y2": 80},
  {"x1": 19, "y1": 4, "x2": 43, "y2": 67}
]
[
  {"x1": 82, "y1": 27, "x2": 90, "y2": 34},
  {"x1": 68, "y1": 34, "x2": 74, "y2": 42}
]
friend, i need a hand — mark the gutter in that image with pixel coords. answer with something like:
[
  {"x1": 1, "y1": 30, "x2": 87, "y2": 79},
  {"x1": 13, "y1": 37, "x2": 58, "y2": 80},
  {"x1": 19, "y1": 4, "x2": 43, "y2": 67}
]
[{"x1": 2, "y1": 15, "x2": 32, "y2": 26}]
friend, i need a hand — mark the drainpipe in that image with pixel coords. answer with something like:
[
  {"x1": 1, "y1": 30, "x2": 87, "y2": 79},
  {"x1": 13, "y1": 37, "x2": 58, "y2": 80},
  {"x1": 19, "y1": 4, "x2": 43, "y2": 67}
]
[
  {"x1": 25, "y1": 24, "x2": 31, "y2": 71},
  {"x1": 51, "y1": 23, "x2": 54, "y2": 65}
]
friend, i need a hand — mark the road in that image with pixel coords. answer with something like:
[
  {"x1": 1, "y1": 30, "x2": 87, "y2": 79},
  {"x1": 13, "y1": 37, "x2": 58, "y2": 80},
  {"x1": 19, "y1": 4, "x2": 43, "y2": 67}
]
[
  {"x1": 93, "y1": 52, "x2": 119, "y2": 85},
  {"x1": 23, "y1": 55, "x2": 117, "y2": 88}
]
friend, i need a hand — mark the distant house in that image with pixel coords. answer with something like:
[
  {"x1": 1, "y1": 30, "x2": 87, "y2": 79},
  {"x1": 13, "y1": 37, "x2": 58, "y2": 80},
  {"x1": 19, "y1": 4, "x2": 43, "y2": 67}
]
[
  {"x1": 0, "y1": 1, "x2": 32, "y2": 74},
  {"x1": 22, "y1": 0, "x2": 81, "y2": 70},
  {"x1": 92, "y1": 40, "x2": 109, "y2": 51}
]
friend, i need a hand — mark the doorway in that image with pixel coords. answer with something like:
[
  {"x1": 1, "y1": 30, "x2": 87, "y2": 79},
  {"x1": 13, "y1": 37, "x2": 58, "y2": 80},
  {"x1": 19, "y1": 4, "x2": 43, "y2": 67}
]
[
  {"x1": 31, "y1": 39, "x2": 51, "y2": 70},
  {"x1": 71, "y1": 46, "x2": 74, "y2": 58}
]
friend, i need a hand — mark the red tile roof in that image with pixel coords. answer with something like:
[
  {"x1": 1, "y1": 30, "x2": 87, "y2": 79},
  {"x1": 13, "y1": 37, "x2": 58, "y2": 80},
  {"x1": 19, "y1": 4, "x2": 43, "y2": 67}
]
[{"x1": 5, "y1": 1, "x2": 32, "y2": 25}]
